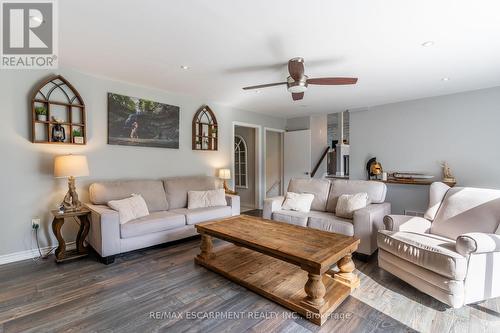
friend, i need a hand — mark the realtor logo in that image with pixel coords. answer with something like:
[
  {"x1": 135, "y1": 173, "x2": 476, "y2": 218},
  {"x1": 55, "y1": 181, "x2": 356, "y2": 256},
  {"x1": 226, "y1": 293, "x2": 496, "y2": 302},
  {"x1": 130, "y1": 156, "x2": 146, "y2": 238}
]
[{"x1": 1, "y1": 0, "x2": 58, "y2": 69}]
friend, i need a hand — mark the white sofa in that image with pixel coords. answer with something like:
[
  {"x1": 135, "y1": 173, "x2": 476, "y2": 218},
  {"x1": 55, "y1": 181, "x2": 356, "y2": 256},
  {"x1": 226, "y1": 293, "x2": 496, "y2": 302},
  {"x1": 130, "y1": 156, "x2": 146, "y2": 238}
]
[
  {"x1": 378, "y1": 182, "x2": 500, "y2": 308},
  {"x1": 264, "y1": 178, "x2": 390, "y2": 256},
  {"x1": 85, "y1": 175, "x2": 240, "y2": 263}
]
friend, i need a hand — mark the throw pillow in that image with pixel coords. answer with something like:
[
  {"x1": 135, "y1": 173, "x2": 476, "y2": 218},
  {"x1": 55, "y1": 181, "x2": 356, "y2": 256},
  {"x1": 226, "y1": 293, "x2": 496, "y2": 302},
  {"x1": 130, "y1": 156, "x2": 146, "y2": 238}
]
[
  {"x1": 108, "y1": 193, "x2": 149, "y2": 224},
  {"x1": 188, "y1": 189, "x2": 227, "y2": 209},
  {"x1": 335, "y1": 192, "x2": 369, "y2": 219},
  {"x1": 281, "y1": 192, "x2": 315, "y2": 213}
]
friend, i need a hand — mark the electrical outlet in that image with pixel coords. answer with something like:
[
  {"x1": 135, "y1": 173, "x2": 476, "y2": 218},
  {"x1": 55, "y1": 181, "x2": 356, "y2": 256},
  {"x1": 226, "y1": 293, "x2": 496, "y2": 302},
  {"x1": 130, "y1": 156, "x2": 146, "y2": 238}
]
[{"x1": 31, "y1": 218, "x2": 41, "y2": 229}]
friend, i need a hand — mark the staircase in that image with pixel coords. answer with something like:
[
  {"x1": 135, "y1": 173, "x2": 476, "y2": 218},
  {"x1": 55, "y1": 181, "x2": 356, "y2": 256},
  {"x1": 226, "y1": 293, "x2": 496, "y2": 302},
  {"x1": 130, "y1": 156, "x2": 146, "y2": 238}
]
[{"x1": 311, "y1": 146, "x2": 330, "y2": 178}]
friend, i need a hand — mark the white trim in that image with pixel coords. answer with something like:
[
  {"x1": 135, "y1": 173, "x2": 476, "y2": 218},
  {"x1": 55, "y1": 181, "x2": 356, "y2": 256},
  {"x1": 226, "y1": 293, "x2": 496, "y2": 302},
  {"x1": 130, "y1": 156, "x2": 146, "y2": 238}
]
[
  {"x1": 232, "y1": 121, "x2": 263, "y2": 209},
  {"x1": 0, "y1": 242, "x2": 76, "y2": 266},
  {"x1": 264, "y1": 127, "x2": 285, "y2": 197}
]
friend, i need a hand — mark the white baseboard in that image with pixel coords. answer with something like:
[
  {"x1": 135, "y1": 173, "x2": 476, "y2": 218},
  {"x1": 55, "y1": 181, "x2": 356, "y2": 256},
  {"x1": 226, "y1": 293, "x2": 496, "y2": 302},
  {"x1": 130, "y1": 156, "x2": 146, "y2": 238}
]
[{"x1": 0, "y1": 242, "x2": 76, "y2": 266}]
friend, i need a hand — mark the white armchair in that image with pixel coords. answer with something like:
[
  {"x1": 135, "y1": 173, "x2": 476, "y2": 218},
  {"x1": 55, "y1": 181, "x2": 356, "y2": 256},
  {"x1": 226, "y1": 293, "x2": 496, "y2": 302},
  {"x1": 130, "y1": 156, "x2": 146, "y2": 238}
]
[{"x1": 378, "y1": 182, "x2": 500, "y2": 308}]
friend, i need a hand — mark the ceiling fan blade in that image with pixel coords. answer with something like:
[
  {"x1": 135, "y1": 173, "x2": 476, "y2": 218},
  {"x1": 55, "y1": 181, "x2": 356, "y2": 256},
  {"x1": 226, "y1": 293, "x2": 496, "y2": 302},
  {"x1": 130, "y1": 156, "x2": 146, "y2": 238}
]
[
  {"x1": 288, "y1": 58, "x2": 304, "y2": 81},
  {"x1": 307, "y1": 77, "x2": 358, "y2": 85},
  {"x1": 242, "y1": 82, "x2": 287, "y2": 90},
  {"x1": 292, "y1": 92, "x2": 304, "y2": 101}
]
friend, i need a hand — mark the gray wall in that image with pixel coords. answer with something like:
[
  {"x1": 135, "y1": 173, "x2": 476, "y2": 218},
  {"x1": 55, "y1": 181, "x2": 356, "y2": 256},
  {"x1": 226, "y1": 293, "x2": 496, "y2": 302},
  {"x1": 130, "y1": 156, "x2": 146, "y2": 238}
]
[
  {"x1": 234, "y1": 126, "x2": 256, "y2": 208},
  {"x1": 350, "y1": 86, "x2": 500, "y2": 214},
  {"x1": 0, "y1": 68, "x2": 285, "y2": 256},
  {"x1": 286, "y1": 116, "x2": 310, "y2": 131}
]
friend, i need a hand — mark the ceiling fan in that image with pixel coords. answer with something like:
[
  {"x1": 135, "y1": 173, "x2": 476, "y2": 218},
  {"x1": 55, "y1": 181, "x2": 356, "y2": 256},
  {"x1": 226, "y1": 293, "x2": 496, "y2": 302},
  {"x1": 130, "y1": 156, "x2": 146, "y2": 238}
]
[{"x1": 242, "y1": 57, "x2": 358, "y2": 101}]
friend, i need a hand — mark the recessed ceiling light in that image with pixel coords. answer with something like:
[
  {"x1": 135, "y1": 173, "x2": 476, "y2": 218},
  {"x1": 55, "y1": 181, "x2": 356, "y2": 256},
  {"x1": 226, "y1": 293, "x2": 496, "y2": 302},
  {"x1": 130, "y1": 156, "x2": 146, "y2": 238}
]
[
  {"x1": 441, "y1": 77, "x2": 450, "y2": 81},
  {"x1": 422, "y1": 41, "x2": 435, "y2": 47},
  {"x1": 180, "y1": 65, "x2": 189, "y2": 70}
]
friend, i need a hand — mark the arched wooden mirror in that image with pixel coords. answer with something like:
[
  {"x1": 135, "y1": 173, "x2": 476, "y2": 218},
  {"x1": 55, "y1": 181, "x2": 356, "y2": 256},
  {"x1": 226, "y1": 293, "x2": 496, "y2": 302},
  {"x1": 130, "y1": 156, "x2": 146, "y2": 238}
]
[{"x1": 192, "y1": 105, "x2": 218, "y2": 150}]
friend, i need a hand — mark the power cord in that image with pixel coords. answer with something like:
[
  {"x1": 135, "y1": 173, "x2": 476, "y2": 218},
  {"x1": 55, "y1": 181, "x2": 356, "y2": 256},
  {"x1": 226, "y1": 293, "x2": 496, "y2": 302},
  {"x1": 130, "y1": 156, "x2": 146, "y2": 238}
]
[
  {"x1": 32, "y1": 224, "x2": 57, "y2": 262},
  {"x1": 31, "y1": 216, "x2": 82, "y2": 262}
]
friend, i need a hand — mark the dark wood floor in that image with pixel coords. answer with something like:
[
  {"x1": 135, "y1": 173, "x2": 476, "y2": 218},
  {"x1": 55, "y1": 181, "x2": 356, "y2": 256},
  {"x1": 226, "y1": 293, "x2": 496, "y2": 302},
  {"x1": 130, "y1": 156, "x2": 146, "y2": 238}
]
[{"x1": 0, "y1": 236, "x2": 499, "y2": 332}]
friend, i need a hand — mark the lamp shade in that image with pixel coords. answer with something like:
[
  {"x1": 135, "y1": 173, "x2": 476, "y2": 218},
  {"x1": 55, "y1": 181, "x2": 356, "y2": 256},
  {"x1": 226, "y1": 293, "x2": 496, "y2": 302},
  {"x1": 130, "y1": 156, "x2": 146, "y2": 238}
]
[
  {"x1": 54, "y1": 155, "x2": 89, "y2": 178},
  {"x1": 218, "y1": 168, "x2": 231, "y2": 180}
]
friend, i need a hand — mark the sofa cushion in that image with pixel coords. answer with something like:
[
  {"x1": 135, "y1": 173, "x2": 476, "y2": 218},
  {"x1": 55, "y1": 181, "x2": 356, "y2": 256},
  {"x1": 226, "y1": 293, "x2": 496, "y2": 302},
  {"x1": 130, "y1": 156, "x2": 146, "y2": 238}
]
[
  {"x1": 170, "y1": 206, "x2": 231, "y2": 225},
  {"x1": 378, "y1": 250, "x2": 465, "y2": 304},
  {"x1": 272, "y1": 210, "x2": 309, "y2": 226},
  {"x1": 120, "y1": 211, "x2": 186, "y2": 239},
  {"x1": 188, "y1": 189, "x2": 226, "y2": 209},
  {"x1": 326, "y1": 180, "x2": 387, "y2": 212},
  {"x1": 287, "y1": 178, "x2": 331, "y2": 212},
  {"x1": 164, "y1": 176, "x2": 221, "y2": 209},
  {"x1": 377, "y1": 230, "x2": 467, "y2": 280},
  {"x1": 307, "y1": 211, "x2": 354, "y2": 236},
  {"x1": 108, "y1": 194, "x2": 149, "y2": 224},
  {"x1": 335, "y1": 193, "x2": 368, "y2": 219},
  {"x1": 424, "y1": 182, "x2": 450, "y2": 221},
  {"x1": 90, "y1": 180, "x2": 168, "y2": 212},
  {"x1": 431, "y1": 187, "x2": 500, "y2": 240},
  {"x1": 281, "y1": 192, "x2": 315, "y2": 213}
]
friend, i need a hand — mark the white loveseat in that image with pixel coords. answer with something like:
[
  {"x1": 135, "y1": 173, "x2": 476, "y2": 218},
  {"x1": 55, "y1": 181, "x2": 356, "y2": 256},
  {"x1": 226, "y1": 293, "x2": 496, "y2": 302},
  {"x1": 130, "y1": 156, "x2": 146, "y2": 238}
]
[
  {"x1": 85, "y1": 175, "x2": 240, "y2": 263},
  {"x1": 263, "y1": 178, "x2": 390, "y2": 256},
  {"x1": 378, "y1": 182, "x2": 500, "y2": 307}
]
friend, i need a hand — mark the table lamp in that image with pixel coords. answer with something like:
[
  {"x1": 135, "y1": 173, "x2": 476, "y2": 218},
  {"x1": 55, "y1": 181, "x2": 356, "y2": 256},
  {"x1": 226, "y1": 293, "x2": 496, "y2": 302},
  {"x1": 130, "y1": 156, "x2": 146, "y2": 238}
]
[
  {"x1": 219, "y1": 168, "x2": 236, "y2": 195},
  {"x1": 54, "y1": 154, "x2": 89, "y2": 212}
]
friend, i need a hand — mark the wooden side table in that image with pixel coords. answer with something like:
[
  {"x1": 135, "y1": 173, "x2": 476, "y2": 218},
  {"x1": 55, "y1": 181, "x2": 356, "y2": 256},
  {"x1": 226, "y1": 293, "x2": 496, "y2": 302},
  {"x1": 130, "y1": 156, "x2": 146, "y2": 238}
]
[{"x1": 51, "y1": 208, "x2": 91, "y2": 263}]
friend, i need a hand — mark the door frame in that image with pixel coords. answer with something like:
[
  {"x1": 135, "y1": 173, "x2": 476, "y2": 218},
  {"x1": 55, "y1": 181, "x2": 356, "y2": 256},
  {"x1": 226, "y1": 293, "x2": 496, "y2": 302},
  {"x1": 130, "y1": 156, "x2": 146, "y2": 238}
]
[
  {"x1": 232, "y1": 122, "x2": 262, "y2": 209},
  {"x1": 263, "y1": 127, "x2": 285, "y2": 198}
]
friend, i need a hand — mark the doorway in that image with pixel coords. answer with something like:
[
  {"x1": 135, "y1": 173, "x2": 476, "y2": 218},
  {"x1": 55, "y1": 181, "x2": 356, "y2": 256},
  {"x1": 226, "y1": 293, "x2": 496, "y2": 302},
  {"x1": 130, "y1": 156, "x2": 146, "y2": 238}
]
[
  {"x1": 283, "y1": 129, "x2": 312, "y2": 189},
  {"x1": 233, "y1": 123, "x2": 260, "y2": 212},
  {"x1": 264, "y1": 128, "x2": 284, "y2": 198}
]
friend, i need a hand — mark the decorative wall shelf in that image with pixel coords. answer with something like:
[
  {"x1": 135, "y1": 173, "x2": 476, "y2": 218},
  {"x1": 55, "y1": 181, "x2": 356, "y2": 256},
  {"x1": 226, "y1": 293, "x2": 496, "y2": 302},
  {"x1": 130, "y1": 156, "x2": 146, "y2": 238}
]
[
  {"x1": 31, "y1": 75, "x2": 86, "y2": 145},
  {"x1": 379, "y1": 178, "x2": 456, "y2": 187},
  {"x1": 192, "y1": 105, "x2": 218, "y2": 150}
]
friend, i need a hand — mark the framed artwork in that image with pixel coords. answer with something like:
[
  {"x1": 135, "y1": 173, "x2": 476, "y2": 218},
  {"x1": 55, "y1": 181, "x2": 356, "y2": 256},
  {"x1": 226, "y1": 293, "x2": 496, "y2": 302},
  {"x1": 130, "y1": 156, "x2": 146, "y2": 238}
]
[{"x1": 108, "y1": 93, "x2": 179, "y2": 148}]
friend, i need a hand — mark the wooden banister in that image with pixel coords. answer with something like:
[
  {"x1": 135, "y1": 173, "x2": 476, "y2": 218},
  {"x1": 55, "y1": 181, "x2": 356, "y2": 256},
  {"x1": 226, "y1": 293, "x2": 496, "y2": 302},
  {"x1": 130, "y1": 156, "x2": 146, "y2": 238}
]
[{"x1": 311, "y1": 146, "x2": 330, "y2": 178}]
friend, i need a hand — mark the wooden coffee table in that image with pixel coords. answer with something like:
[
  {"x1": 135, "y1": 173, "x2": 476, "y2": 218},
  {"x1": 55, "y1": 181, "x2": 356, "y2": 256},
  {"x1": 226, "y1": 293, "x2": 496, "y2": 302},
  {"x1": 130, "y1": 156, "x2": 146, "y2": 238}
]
[{"x1": 194, "y1": 215, "x2": 360, "y2": 325}]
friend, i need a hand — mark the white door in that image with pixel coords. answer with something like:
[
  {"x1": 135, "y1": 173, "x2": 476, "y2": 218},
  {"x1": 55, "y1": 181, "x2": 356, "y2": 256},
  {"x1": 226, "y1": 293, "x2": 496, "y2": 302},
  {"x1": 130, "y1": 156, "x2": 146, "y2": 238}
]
[{"x1": 284, "y1": 130, "x2": 311, "y2": 190}]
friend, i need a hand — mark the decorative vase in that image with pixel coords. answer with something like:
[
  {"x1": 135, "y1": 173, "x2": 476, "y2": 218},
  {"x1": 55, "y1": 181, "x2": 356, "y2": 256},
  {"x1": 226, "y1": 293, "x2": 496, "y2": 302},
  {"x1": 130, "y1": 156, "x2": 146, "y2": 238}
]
[{"x1": 37, "y1": 114, "x2": 47, "y2": 121}]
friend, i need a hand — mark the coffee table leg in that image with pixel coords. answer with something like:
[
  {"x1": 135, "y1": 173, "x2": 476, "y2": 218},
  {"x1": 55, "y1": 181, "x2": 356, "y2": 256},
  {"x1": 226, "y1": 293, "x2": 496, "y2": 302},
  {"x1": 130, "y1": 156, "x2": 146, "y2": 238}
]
[
  {"x1": 334, "y1": 254, "x2": 360, "y2": 291},
  {"x1": 197, "y1": 234, "x2": 215, "y2": 261},
  {"x1": 304, "y1": 273, "x2": 326, "y2": 306}
]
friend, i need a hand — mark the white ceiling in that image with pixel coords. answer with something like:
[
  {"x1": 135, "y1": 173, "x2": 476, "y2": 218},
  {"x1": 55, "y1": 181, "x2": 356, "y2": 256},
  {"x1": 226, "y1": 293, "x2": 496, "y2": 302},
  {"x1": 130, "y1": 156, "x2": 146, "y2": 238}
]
[{"x1": 60, "y1": 0, "x2": 500, "y2": 118}]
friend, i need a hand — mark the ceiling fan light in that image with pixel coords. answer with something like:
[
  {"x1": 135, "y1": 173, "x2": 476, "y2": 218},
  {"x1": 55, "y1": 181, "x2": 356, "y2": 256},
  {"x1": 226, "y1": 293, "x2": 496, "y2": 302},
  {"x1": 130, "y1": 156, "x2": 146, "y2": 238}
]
[
  {"x1": 287, "y1": 75, "x2": 308, "y2": 93},
  {"x1": 287, "y1": 85, "x2": 307, "y2": 93}
]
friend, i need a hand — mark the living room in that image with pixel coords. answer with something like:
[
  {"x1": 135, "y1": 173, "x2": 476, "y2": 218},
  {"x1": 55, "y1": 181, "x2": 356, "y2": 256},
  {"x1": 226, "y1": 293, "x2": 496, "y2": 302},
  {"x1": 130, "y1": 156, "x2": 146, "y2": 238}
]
[{"x1": 1, "y1": 1, "x2": 499, "y2": 332}]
